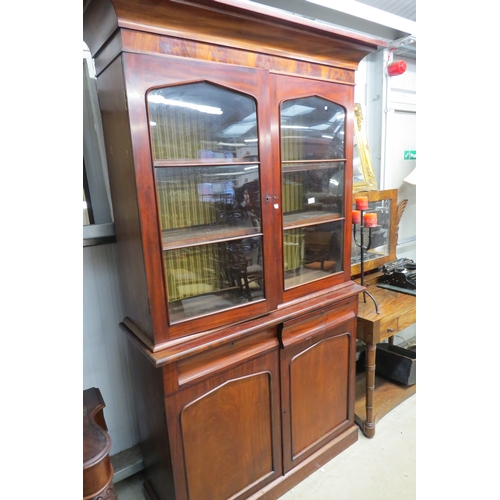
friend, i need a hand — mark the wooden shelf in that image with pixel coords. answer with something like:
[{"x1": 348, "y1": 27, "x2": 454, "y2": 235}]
[
  {"x1": 354, "y1": 373, "x2": 416, "y2": 429},
  {"x1": 283, "y1": 211, "x2": 342, "y2": 229},
  {"x1": 162, "y1": 222, "x2": 261, "y2": 250}
]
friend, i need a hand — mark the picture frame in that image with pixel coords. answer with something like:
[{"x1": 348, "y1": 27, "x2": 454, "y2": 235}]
[
  {"x1": 350, "y1": 188, "x2": 398, "y2": 277},
  {"x1": 353, "y1": 103, "x2": 378, "y2": 193}
]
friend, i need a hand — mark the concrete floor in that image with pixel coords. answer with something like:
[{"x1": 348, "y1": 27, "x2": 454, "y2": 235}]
[{"x1": 115, "y1": 394, "x2": 416, "y2": 500}]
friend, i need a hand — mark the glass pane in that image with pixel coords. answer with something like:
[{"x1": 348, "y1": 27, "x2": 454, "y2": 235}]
[
  {"x1": 165, "y1": 237, "x2": 264, "y2": 322},
  {"x1": 155, "y1": 165, "x2": 261, "y2": 244},
  {"x1": 148, "y1": 82, "x2": 259, "y2": 161},
  {"x1": 283, "y1": 221, "x2": 343, "y2": 289},
  {"x1": 282, "y1": 162, "x2": 344, "y2": 225},
  {"x1": 351, "y1": 198, "x2": 391, "y2": 266},
  {"x1": 281, "y1": 97, "x2": 345, "y2": 161}
]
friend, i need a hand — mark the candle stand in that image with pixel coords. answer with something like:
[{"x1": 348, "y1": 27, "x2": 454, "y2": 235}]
[{"x1": 353, "y1": 210, "x2": 380, "y2": 314}]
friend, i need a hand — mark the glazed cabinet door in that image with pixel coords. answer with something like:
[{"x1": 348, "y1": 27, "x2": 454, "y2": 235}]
[
  {"x1": 165, "y1": 349, "x2": 282, "y2": 500},
  {"x1": 122, "y1": 53, "x2": 277, "y2": 342},
  {"x1": 280, "y1": 300, "x2": 357, "y2": 472},
  {"x1": 271, "y1": 74, "x2": 354, "y2": 303}
]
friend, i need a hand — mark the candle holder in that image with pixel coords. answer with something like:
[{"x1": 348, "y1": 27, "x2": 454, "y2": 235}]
[{"x1": 353, "y1": 210, "x2": 380, "y2": 314}]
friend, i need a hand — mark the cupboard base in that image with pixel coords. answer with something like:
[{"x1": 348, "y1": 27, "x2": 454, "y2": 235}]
[
  {"x1": 142, "y1": 425, "x2": 358, "y2": 500},
  {"x1": 251, "y1": 424, "x2": 358, "y2": 500}
]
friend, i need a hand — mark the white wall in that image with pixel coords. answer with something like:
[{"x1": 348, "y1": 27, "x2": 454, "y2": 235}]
[
  {"x1": 83, "y1": 243, "x2": 140, "y2": 455},
  {"x1": 356, "y1": 52, "x2": 416, "y2": 260}
]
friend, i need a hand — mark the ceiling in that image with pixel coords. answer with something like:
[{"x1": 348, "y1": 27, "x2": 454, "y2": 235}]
[
  {"x1": 251, "y1": 0, "x2": 416, "y2": 54},
  {"x1": 356, "y1": 0, "x2": 415, "y2": 22}
]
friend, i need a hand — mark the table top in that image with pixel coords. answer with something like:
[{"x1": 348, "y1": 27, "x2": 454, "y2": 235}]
[{"x1": 357, "y1": 285, "x2": 416, "y2": 343}]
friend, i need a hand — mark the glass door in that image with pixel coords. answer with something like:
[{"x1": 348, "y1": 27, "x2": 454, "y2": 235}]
[
  {"x1": 273, "y1": 75, "x2": 354, "y2": 301},
  {"x1": 147, "y1": 80, "x2": 267, "y2": 324}
]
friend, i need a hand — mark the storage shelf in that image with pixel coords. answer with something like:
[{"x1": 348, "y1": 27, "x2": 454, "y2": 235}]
[
  {"x1": 162, "y1": 224, "x2": 261, "y2": 250},
  {"x1": 283, "y1": 211, "x2": 342, "y2": 229},
  {"x1": 354, "y1": 373, "x2": 416, "y2": 429}
]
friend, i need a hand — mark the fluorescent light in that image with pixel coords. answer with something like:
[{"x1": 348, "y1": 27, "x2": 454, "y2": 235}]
[
  {"x1": 310, "y1": 124, "x2": 330, "y2": 130},
  {"x1": 221, "y1": 122, "x2": 255, "y2": 136},
  {"x1": 148, "y1": 94, "x2": 223, "y2": 115},
  {"x1": 304, "y1": 0, "x2": 417, "y2": 36},
  {"x1": 281, "y1": 105, "x2": 315, "y2": 117}
]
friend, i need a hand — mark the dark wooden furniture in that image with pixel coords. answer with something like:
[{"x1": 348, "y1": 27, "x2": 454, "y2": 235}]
[
  {"x1": 354, "y1": 284, "x2": 416, "y2": 438},
  {"x1": 83, "y1": 1, "x2": 383, "y2": 498},
  {"x1": 83, "y1": 388, "x2": 118, "y2": 500}
]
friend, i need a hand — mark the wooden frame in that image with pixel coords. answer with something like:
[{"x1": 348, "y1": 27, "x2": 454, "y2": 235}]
[
  {"x1": 350, "y1": 189, "x2": 398, "y2": 277},
  {"x1": 353, "y1": 103, "x2": 378, "y2": 192}
]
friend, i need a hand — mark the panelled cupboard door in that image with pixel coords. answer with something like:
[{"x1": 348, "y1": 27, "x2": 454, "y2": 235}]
[
  {"x1": 271, "y1": 74, "x2": 355, "y2": 303},
  {"x1": 280, "y1": 304, "x2": 357, "y2": 473},
  {"x1": 165, "y1": 350, "x2": 282, "y2": 500},
  {"x1": 122, "y1": 53, "x2": 277, "y2": 341}
]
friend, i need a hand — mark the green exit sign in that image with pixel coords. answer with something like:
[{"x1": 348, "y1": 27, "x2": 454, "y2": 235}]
[{"x1": 404, "y1": 150, "x2": 416, "y2": 160}]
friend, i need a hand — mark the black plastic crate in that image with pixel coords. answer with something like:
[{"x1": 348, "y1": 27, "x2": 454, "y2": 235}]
[
  {"x1": 357, "y1": 343, "x2": 416, "y2": 385},
  {"x1": 376, "y1": 343, "x2": 416, "y2": 385}
]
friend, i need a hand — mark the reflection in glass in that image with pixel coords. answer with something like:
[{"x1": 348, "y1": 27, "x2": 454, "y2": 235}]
[
  {"x1": 282, "y1": 163, "x2": 344, "y2": 221},
  {"x1": 165, "y1": 237, "x2": 264, "y2": 322},
  {"x1": 148, "y1": 82, "x2": 265, "y2": 322},
  {"x1": 155, "y1": 165, "x2": 261, "y2": 235},
  {"x1": 280, "y1": 96, "x2": 345, "y2": 289},
  {"x1": 281, "y1": 97, "x2": 345, "y2": 161},
  {"x1": 148, "y1": 82, "x2": 259, "y2": 161},
  {"x1": 352, "y1": 140, "x2": 364, "y2": 184},
  {"x1": 283, "y1": 221, "x2": 343, "y2": 289},
  {"x1": 351, "y1": 198, "x2": 392, "y2": 265}
]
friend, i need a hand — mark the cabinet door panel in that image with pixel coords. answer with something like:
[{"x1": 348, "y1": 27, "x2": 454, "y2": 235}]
[
  {"x1": 280, "y1": 308, "x2": 356, "y2": 472},
  {"x1": 166, "y1": 350, "x2": 282, "y2": 500},
  {"x1": 290, "y1": 334, "x2": 349, "y2": 456}
]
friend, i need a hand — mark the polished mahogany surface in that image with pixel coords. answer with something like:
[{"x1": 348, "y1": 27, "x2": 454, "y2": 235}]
[{"x1": 83, "y1": 388, "x2": 118, "y2": 500}]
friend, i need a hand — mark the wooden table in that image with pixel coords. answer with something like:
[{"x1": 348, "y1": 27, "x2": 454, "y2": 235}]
[{"x1": 355, "y1": 284, "x2": 416, "y2": 438}]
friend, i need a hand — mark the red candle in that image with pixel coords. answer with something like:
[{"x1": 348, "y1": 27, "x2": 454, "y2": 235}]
[
  {"x1": 355, "y1": 196, "x2": 368, "y2": 210},
  {"x1": 363, "y1": 212, "x2": 377, "y2": 228},
  {"x1": 352, "y1": 210, "x2": 361, "y2": 224}
]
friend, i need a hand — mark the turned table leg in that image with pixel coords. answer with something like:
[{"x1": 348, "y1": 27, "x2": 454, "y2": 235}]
[{"x1": 364, "y1": 343, "x2": 376, "y2": 438}]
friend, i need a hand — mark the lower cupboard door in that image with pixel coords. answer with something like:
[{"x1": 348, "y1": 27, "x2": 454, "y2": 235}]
[
  {"x1": 166, "y1": 350, "x2": 282, "y2": 500},
  {"x1": 281, "y1": 325, "x2": 354, "y2": 473}
]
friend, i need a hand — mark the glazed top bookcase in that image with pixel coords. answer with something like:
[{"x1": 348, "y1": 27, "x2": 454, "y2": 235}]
[
  {"x1": 84, "y1": 0, "x2": 383, "y2": 350},
  {"x1": 84, "y1": 2, "x2": 383, "y2": 500}
]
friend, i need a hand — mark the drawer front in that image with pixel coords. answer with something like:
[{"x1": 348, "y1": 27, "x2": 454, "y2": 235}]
[
  {"x1": 380, "y1": 317, "x2": 399, "y2": 340},
  {"x1": 398, "y1": 308, "x2": 416, "y2": 331}
]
